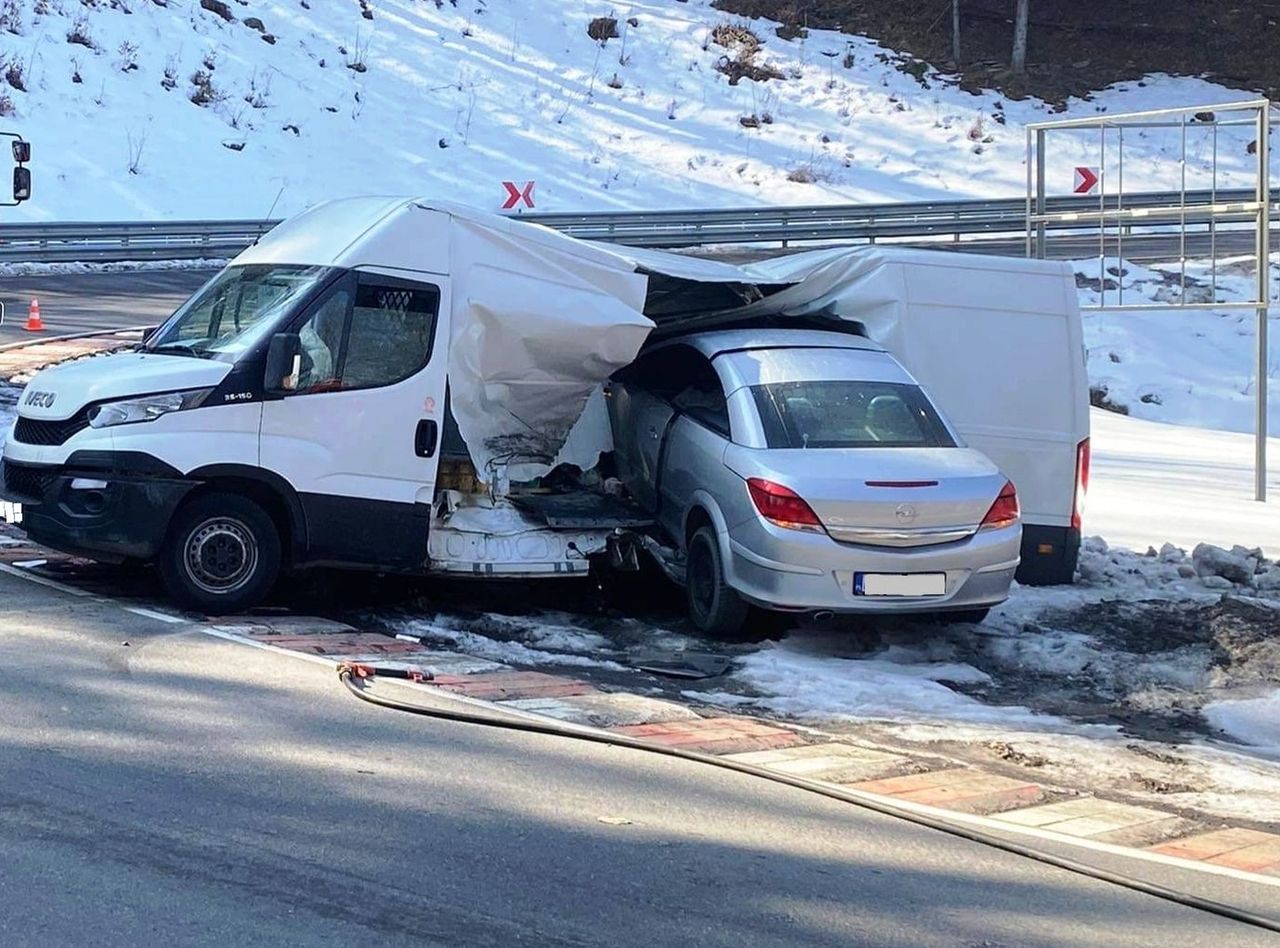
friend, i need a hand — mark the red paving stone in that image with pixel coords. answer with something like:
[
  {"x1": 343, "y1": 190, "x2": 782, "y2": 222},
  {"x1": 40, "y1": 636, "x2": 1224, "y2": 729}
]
[
  {"x1": 1150, "y1": 828, "x2": 1279, "y2": 862},
  {"x1": 250, "y1": 633, "x2": 431, "y2": 656},
  {"x1": 431, "y1": 671, "x2": 597, "y2": 701},
  {"x1": 852, "y1": 769, "x2": 1044, "y2": 814},
  {"x1": 608, "y1": 717, "x2": 807, "y2": 755},
  {"x1": 1151, "y1": 828, "x2": 1280, "y2": 873}
]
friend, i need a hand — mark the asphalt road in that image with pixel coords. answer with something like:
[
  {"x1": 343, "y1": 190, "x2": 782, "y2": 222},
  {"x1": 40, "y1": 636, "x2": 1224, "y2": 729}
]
[
  {"x1": 0, "y1": 572, "x2": 1276, "y2": 947},
  {"x1": 0, "y1": 270, "x2": 213, "y2": 346}
]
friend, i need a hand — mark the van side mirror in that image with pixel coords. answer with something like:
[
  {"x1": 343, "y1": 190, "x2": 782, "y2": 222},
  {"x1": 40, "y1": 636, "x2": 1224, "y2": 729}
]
[
  {"x1": 264, "y1": 333, "x2": 301, "y2": 394},
  {"x1": 12, "y1": 166, "x2": 30, "y2": 203}
]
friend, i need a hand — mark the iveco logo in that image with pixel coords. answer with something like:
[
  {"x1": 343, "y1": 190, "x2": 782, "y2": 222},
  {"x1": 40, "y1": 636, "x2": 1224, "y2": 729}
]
[
  {"x1": 894, "y1": 503, "x2": 918, "y2": 523},
  {"x1": 23, "y1": 390, "x2": 55, "y2": 408}
]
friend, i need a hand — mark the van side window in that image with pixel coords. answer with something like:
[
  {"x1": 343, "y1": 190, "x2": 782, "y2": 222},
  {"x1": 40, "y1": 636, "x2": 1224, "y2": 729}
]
[
  {"x1": 288, "y1": 277, "x2": 440, "y2": 395},
  {"x1": 294, "y1": 288, "x2": 352, "y2": 393},
  {"x1": 343, "y1": 280, "x2": 440, "y2": 389}
]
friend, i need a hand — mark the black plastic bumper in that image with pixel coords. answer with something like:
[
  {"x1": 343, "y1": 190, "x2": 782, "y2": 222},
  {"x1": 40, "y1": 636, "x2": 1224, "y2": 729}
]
[
  {"x1": 1016, "y1": 523, "x2": 1081, "y2": 586},
  {"x1": 1, "y1": 455, "x2": 196, "y2": 562}
]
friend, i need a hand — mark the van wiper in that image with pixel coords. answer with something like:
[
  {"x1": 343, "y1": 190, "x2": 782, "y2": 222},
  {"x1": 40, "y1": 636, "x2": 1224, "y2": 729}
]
[{"x1": 147, "y1": 343, "x2": 214, "y2": 359}]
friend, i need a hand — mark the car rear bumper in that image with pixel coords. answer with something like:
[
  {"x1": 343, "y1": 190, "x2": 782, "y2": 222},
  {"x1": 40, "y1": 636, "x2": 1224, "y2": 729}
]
[
  {"x1": 1, "y1": 456, "x2": 194, "y2": 561},
  {"x1": 723, "y1": 517, "x2": 1020, "y2": 614}
]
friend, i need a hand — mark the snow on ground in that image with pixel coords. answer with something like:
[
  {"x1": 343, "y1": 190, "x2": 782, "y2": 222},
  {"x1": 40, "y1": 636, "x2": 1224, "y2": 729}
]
[
  {"x1": 1088, "y1": 408, "x2": 1280, "y2": 557},
  {"x1": 1078, "y1": 256, "x2": 1279, "y2": 437},
  {"x1": 0, "y1": 259, "x2": 228, "y2": 278},
  {"x1": 1205, "y1": 693, "x2": 1280, "y2": 758},
  {"x1": 0, "y1": 0, "x2": 1272, "y2": 222}
]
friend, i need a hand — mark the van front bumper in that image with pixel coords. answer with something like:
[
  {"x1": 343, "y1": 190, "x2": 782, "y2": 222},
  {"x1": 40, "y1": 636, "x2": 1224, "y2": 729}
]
[{"x1": 0, "y1": 454, "x2": 195, "y2": 561}]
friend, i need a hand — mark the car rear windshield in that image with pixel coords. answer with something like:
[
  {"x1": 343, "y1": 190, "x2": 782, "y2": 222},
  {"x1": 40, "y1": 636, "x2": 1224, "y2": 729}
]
[{"x1": 750, "y1": 380, "x2": 956, "y2": 449}]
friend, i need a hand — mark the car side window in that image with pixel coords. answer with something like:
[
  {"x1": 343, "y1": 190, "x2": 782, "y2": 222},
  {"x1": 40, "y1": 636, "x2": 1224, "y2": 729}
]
[
  {"x1": 613, "y1": 344, "x2": 730, "y2": 434},
  {"x1": 672, "y1": 362, "x2": 729, "y2": 436}
]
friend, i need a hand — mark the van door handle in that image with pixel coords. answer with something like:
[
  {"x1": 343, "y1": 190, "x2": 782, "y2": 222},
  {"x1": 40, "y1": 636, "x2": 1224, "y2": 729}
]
[
  {"x1": 648, "y1": 426, "x2": 659, "y2": 440},
  {"x1": 415, "y1": 419, "x2": 439, "y2": 458}
]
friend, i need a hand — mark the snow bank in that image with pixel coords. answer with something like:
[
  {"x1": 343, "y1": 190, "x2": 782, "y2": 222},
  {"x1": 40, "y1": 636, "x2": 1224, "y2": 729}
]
[
  {"x1": 1204, "y1": 692, "x2": 1280, "y2": 759},
  {"x1": 1088, "y1": 409, "x2": 1280, "y2": 557}
]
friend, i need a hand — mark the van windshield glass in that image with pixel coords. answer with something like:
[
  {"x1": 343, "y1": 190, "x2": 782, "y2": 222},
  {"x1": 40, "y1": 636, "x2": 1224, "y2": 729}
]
[
  {"x1": 750, "y1": 380, "x2": 956, "y2": 449},
  {"x1": 147, "y1": 265, "x2": 332, "y2": 359}
]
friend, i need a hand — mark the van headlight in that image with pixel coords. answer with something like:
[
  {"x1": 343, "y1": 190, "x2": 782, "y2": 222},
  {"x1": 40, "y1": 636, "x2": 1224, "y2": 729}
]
[{"x1": 88, "y1": 388, "x2": 214, "y2": 429}]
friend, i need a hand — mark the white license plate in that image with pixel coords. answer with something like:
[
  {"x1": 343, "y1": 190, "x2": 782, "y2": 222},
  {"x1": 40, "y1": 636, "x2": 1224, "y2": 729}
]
[{"x1": 854, "y1": 572, "x2": 946, "y2": 597}]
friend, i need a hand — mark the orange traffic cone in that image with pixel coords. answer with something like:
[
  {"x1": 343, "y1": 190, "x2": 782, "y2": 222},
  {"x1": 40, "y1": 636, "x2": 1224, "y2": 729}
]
[{"x1": 24, "y1": 298, "x2": 43, "y2": 332}]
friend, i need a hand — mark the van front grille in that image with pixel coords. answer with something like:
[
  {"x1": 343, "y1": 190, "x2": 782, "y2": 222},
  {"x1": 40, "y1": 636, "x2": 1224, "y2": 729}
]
[{"x1": 13, "y1": 411, "x2": 91, "y2": 446}]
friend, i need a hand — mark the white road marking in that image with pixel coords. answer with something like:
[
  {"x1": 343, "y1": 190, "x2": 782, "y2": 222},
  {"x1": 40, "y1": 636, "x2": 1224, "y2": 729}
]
[
  {"x1": 124, "y1": 606, "x2": 187, "y2": 625},
  {"x1": 12, "y1": 559, "x2": 48, "y2": 568}
]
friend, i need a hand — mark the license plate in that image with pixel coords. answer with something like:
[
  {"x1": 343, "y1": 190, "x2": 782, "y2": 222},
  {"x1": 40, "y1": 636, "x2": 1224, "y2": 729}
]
[{"x1": 854, "y1": 572, "x2": 946, "y2": 597}]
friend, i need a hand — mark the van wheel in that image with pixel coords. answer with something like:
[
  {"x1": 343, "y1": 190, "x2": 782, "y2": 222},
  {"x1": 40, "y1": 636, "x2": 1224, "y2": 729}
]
[
  {"x1": 160, "y1": 492, "x2": 281, "y2": 615},
  {"x1": 686, "y1": 526, "x2": 750, "y2": 639}
]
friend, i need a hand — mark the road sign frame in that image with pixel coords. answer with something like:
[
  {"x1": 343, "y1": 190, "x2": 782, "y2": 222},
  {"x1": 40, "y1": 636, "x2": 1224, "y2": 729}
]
[{"x1": 1025, "y1": 100, "x2": 1272, "y2": 503}]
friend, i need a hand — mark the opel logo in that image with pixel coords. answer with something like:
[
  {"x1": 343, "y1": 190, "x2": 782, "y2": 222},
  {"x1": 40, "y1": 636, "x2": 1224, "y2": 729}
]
[{"x1": 895, "y1": 503, "x2": 918, "y2": 523}]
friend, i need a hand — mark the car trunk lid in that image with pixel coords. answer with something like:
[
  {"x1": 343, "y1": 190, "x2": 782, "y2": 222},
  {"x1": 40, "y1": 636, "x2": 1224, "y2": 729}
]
[{"x1": 725, "y1": 445, "x2": 1007, "y2": 547}]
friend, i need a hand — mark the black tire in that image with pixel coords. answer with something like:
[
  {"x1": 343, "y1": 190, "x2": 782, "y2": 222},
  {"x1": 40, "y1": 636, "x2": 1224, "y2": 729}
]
[
  {"x1": 686, "y1": 526, "x2": 750, "y2": 638},
  {"x1": 159, "y1": 492, "x2": 281, "y2": 615}
]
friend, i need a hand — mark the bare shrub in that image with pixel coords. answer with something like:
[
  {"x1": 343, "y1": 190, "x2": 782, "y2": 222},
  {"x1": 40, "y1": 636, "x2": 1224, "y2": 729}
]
[
  {"x1": 1, "y1": 0, "x2": 23, "y2": 34},
  {"x1": 0, "y1": 91, "x2": 13, "y2": 116},
  {"x1": 118, "y1": 40, "x2": 138, "y2": 73},
  {"x1": 67, "y1": 16, "x2": 94, "y2": 49},
  {"x1": 189, "y1": 69, "x2": 224, "y2": 107},
  {"x1": 161, "y1": 56, "x2": 178, "y2": 91},
  {"x1": 4, "y1": 59, "x2": 24, "y2": 92},
  {"x1": 709, "y1": 19, "x2": 783, "y2": 85},
  {"x1": 711, "y1": 21, "x2": 759, "y2": 52},
  {"x1": 126, "y1": 130, "x2": 145, "y2": 175}
]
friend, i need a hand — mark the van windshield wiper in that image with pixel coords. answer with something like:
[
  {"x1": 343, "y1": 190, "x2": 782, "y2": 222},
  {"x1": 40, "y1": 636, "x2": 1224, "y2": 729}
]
[{"x1": 146, "y1": 343, "x2": 215, "y2": 359}]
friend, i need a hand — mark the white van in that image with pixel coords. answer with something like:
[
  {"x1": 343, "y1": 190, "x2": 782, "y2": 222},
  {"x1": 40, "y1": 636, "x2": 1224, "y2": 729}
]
[{"x1": 0, "y1": 199, "x2": 1088, "y2": 613}]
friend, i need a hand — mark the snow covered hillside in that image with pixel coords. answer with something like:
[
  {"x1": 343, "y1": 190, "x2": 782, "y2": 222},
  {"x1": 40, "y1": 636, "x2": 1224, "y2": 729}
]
[
  {"x1": 0, "y1": 0, "x2": 1274, "y2": 436},
  {"x1": 0, "y1": 0, "x2": 1271, "y2": 221}
]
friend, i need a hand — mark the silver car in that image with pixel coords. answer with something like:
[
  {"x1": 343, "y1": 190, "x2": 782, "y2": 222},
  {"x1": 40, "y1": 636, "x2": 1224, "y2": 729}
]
[{"x1": 606, "y1": 329, "x2": 1021, "y2": 636}]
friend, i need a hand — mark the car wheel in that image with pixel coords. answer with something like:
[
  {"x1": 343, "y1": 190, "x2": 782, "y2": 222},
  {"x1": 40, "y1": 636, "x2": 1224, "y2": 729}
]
[
  {"x1": 160, "y1": 492, "x2": 281, "y2": 615},
  {"x1": 686, "y1": 526, "x2": 750, "y2": 638}
]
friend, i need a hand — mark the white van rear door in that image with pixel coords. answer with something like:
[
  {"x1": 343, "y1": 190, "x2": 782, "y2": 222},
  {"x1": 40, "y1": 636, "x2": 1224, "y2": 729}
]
[
  {"x1": 259, "y1": 269, "x2": 450, "y2": 568},
  {"x1": 868, "y1": 255, "x2": 1088, "y2": 528}
]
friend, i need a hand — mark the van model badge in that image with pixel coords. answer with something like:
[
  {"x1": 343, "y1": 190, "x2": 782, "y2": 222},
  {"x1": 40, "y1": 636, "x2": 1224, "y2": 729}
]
[
  {"x1": 894, "y1": 503, "x2": 917, "y2": 523},
  {"x1": 23, "y1": 390, "x2": 55, "y2": 408}
]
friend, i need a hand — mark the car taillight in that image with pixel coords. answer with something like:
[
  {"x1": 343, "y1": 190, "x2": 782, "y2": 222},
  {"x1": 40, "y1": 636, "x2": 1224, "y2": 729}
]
[
  {"x1": 1072, "y1": 437, "x2": 1090, "y2": 532},
  {"x1": 746, "y1": 478, "x2": 824, "y2": 532},
  {"x1": 980, "y1": 480, "x2": 1020, "y2": 530}
]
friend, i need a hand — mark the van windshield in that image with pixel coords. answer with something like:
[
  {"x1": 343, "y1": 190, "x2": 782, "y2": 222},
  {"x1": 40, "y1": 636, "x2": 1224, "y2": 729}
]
[
  {"x1": 146, "y1": 264, "x2": 333, "y2": 360},
  {"x1": 750, "y1": 380, "x2": 956, "y2": 449}
]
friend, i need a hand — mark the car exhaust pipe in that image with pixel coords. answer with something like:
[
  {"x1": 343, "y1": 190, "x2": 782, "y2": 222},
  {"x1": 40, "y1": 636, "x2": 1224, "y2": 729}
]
[{"x1": 811, "y1": 610, "x2": 835, "y2": 623}]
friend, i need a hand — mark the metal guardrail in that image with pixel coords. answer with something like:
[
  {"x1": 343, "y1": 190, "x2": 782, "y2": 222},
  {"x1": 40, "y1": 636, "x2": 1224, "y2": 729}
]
[{"x1": 0, "y1": 190, "x2": 1274, "y2": 262}]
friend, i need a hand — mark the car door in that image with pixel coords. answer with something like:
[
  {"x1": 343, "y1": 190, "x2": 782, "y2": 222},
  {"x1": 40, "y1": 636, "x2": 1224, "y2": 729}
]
[{"x1": 259, "y1": 269, "x2": 450, "y2": 568}]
